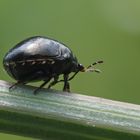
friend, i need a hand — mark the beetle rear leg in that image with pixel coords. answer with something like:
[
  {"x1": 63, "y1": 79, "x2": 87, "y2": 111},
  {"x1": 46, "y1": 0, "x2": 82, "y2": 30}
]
[
  {"x1": 47, "y1": 76, "x2": 59, "y2": 89},
  {"x1": 9, "y1": 70, "x2": 46, "y2": 91},
  {"x1": 9, "y1": 81, "x2": 26, "y2": 90},
  {"x1": 63, "y1": 74, "x2": 70, "y2": 92}
]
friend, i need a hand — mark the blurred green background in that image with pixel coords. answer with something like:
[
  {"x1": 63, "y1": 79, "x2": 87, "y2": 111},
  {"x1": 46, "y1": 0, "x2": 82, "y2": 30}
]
[{"x1": 0, "y1": 0, "x2": 140, "y2": 139}]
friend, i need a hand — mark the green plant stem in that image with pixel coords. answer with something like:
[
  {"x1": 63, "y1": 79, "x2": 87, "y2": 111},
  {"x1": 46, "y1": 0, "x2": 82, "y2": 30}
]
[{"x1": 0, "y1": 80, "x2": 140, "y2": 139}]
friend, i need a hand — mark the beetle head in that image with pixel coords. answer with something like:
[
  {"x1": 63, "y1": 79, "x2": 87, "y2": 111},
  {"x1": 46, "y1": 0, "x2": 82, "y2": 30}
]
[{"x1": 77, "y1": 63, "x2": 85, "y2": 72}]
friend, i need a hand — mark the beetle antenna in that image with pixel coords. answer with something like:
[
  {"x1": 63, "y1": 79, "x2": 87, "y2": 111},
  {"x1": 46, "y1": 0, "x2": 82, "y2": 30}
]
[
  {"x1": 85, "y1": 60, "x2": 103, "y2": 73},
  {"x1": 87, "y1": 60, "x2": 103, "y2": 68}
]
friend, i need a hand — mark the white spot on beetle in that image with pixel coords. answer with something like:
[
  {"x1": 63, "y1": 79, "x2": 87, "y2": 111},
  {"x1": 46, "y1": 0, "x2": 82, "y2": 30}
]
[
  {"x1": 21, "y1": 62, "x2": 25, "y2": 65},
  {"x1": 47, "y1": 59, "x2": 55, "y2": 64},
  {"x1": 31, "y1": 61, "x2": 36, "y2": 65},
  {"x1": 41, "y1": 61, "x2": 46, "y2": 64},
  {"x1": 5, "y1": 62, "x2": 9, "y2": 66},
  {"x1": 9, "y1": 61, "x2": 16, "y2": 67},
  {"x1": 50, "y1": 61, "x2": 55, "y2": 64}
]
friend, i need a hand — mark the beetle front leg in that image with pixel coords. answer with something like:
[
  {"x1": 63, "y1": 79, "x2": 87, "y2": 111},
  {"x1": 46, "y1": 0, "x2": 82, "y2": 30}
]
[{"x1": 63, "y1": 74, "x2": 70, "y2": 92}]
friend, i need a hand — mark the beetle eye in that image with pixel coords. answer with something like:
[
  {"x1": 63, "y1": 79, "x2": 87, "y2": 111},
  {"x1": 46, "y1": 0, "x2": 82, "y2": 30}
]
[{"x1": 78, "y1": 64, "x2": 85, "y2": 71}]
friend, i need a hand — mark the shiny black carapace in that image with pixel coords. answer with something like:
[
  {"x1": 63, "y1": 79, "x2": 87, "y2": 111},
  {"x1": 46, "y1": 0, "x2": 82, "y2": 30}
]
[{"x1": 3, "y1": 36, "x2": 103, "y2": 94}]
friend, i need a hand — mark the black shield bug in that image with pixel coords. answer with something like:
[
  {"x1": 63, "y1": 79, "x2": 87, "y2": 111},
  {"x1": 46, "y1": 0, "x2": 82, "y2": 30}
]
[{"x1": 3, "y1": 36, "x2": 103, "y2": 94}]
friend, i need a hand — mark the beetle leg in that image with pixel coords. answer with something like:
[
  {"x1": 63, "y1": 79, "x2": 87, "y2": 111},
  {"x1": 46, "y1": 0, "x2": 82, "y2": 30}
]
[
  {"x1": 68, "y1": 71, "x2": 79, "y2": 81},
  {"x1": 9, "y1": 81, "x2": 26, "y2": 90},
  {"x1": 34, "y1": 78, "x2": 51, "y2": 95},
  {"x1": 63, "y1": 74, "x2": 70, "y2": 92},
  {"x1": 47, "y1": 76, "x2": 59, "y2": 89},
  {"x1": 56, "y1": 71, "x2": 79, "y2": 84}
]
